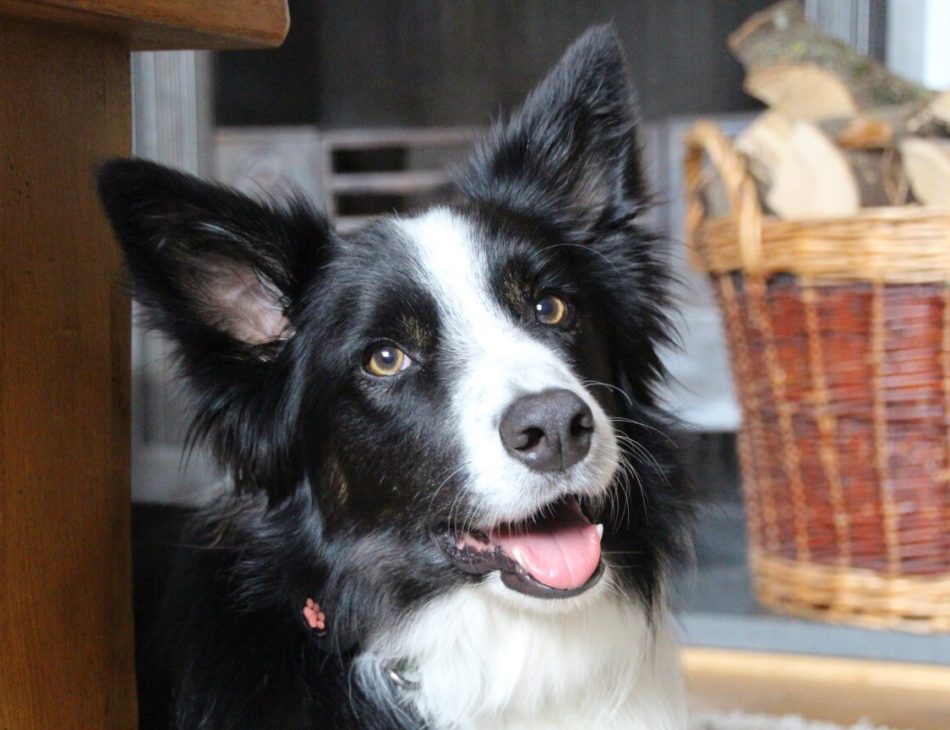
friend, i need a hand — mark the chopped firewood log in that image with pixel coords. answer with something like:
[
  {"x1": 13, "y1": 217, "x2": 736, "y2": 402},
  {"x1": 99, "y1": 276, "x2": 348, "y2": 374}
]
[
  {"x1": 900, "y1": 138, "x2": 950, "y2": 207},
  {"x1": 736, "y1": 111, "x2": 794, "y2": 185},
  {"x1": 819, "y1": 105, "x2": 950, "y2": 150},
  {"x1": 737, "y1": 113, "x2": 910, "y2": 216},
  {"x1": 744, "y1": 64, "x2": 858, "y2": 120},
  {"x1": 930, "y1": 91, "x2": 950, "y2": 127},
  {"x1": 830, "y1": 115, "x2": 894, "y2": 150},
  {"x1": 729, "y1": 0, "x2": 933, "y2": 119},
  {"x1": 846, "y1": 149, "x2": 911, "y2": 207},
  {"x1": 705, "y1": 111, "x2": 912, "y2": 219},
  {"x1": 766, "y1": 122, "x2": 859, "y2": 218},
  {"x1": 751, "y1": 109, "x2": 899, "y2": 155}
]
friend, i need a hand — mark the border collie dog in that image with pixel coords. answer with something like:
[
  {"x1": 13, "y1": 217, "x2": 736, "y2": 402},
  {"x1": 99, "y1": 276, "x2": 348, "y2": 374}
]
[{"x1": 99, "y1": 27, "x2": 690, "y2": 730}]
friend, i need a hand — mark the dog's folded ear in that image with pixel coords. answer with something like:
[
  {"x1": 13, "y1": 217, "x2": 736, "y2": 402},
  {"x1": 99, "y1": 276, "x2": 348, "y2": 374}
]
[
  {"x1": 459, "y1": 25, "x2": 645, "y2": 228},
  {"x1": 97, "y1": 159, "x2": 327, "y2": 352},
  {"x1": 97, "y1": 160, "x2": 331, "y2": 489}
]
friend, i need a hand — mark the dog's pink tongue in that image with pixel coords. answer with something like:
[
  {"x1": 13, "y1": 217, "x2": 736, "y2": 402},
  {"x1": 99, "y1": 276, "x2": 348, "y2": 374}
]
[{"x1": 490, "y1": 501, "x2": 602, "y2": 590}]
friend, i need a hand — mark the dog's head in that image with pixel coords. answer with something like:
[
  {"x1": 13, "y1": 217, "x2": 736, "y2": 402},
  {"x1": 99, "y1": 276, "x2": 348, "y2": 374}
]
[{"x1": 99, "y1": 28, "x2": 683, "y2": 630}]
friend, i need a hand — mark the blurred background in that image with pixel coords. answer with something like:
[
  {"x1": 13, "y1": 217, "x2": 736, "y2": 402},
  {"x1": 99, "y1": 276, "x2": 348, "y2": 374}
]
[
  {"x1": 135, "y1": 0, "x2": 785, "y2": 498},
  {"x1": 130, "y1": 0, "x2": 949, "y2": 695}
]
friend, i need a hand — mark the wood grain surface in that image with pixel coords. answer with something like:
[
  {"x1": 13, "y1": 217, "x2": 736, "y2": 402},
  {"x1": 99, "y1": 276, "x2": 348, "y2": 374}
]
[
  {"x1": 685, "y1": 648, "x2": 950, "y2": 730},
  {"x1": 0, "y1": 0, "x2": 289, "y2": 49},
  {"x1": 0, "y1": 18, "x2": 136, "y2": 729}
]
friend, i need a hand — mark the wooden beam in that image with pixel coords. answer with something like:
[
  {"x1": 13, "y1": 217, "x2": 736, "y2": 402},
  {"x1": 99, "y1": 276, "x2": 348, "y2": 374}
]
[
  {"x1": 329, "y1": 170, "x2": 452, "y2": 195},
  {"x1": 0, "y1": 18, "x2": 136, "y2": 728},
  {"x1": 0, "y1": 0, "x2": 289, "y2": 49},
  {"x1": 0, "y1": 0, "x2": 290, "y2": 723},
  {"x1": 684, "y1": 648, "x2": 950, "y2": 730}
]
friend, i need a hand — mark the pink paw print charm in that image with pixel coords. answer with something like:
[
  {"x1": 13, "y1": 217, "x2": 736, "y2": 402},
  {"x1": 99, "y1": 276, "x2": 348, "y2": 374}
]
[{"x1": 302, "y1": 598, "x2": 327, "y2": 635}]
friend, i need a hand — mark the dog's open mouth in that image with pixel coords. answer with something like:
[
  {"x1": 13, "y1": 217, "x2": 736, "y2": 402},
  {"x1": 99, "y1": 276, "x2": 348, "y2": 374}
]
[{"x1": 435, "y1": 496, "x2": 604, "y2": 598}]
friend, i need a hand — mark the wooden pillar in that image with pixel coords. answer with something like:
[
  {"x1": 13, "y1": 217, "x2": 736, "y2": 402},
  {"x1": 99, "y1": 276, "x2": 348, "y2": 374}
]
[
  {"x1": 0, "y1": 21, "x2": 135, "y2": 728},
  {"x1": 0, "y1": 4, "x2": 288, "y2": 727}
]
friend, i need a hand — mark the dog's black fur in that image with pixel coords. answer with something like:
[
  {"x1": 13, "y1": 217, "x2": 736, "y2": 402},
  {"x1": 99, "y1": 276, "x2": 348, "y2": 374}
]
[{"x1": 100, "y1": 27, "x2": 690, "y2": 730}]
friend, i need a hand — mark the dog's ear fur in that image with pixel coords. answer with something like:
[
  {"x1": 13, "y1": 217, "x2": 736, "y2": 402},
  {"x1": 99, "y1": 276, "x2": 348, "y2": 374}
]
[
  {"x1": 462, "y1": 26, "x2": 673, "y2": 407},
  {"x1": 459, "y1": 25, "x2": 646, "y2": 228},
  {"x1": 97, "y1": 159, "x2": 330, "y2": 492},
  {"x1": 97, "y1": 159, "x2": 325, "y2": 349}
]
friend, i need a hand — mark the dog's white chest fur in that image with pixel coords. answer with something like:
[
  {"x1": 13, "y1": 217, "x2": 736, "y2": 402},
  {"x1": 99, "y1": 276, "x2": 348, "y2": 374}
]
[{"x1": 361, "y1": 577, "x2": 687, "y2": 730}]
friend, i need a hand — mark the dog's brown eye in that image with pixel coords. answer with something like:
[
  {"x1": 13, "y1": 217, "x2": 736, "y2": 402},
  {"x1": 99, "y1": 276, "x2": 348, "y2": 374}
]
[
  {"x1": 365, "y1": 345, "x2": 411, "y2": 377},
  {"x1": 534, "y1": 294, "x2": 569, "y2": 326}
]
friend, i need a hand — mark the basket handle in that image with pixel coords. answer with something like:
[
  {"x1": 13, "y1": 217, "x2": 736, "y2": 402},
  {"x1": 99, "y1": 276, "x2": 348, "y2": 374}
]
[{"x1": 684, "y1": 121, "x2": 764, "y2": 275}]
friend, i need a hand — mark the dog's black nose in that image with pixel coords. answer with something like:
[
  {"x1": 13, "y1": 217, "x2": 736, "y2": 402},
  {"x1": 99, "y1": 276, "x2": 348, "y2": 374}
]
[{"x1": 499, "y1": 388, "x2": 594, "y2": 472}]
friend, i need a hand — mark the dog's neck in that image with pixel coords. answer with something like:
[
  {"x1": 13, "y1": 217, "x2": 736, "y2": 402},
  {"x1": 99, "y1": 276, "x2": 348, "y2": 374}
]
[{"x1": 357, "y1": 575, "x2": 687, "y2": 730}]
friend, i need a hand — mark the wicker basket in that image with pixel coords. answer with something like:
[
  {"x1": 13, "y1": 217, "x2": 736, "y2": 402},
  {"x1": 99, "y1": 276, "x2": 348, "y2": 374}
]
[{"x1": 684, "y1": 121, "x2": 950, "y2": 632}]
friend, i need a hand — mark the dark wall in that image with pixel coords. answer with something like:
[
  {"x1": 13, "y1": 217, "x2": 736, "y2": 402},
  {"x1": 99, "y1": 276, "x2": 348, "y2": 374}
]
[{"x1": 215, "y1": 0, "x2": 773, "y2": 128}]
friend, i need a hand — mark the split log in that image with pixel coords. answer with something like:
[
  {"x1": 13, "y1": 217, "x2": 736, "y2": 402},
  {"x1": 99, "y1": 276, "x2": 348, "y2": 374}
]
[
  {"x1": 743, "y1": 108, "x2": 906, "y2": 158},
  {"x1": 736, "y1": 110, "x2": 794, "y2": 185},
  {"x1": 900, "y1": 138, "x2": 950, "y2": 207},
  {"x1": 737, "y1": 113, "x2": 911, "y2": 217},
  {"x1": 930, "y1": 90, "x2": 950, "y2": 127},
  {"x1": 729, "y1": 0, "x2": 933, "y2": 119},
  {"x1": 846, "y1": 149, "x2": 911, "y2": 207},
  {"x1": 738, "y1": 115, "x2": 859, "y2": 218},
  {"x1": 765, "y1": 121, "x2": 859, "y2": 218},
  {"x1": 743, "y1": 64, "x2": 858, "y2": 120},
  {"x1": 819, "y1": 105, "x2": 950, "y2": 150},
  {"x1": 825, "y1": 114, "x2": 896, "y2": 150}
]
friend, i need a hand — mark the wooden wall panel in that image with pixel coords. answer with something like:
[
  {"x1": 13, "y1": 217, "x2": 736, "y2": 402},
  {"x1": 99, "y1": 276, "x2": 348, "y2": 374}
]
[{"x1": 215, "y1": 0, "x2": 773, "y2": 127}]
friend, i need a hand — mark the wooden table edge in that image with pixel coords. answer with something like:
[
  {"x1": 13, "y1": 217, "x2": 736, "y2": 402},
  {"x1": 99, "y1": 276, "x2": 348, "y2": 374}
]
[{"x1": 0, "y1": 0, "x2": 290, "y2": 49}]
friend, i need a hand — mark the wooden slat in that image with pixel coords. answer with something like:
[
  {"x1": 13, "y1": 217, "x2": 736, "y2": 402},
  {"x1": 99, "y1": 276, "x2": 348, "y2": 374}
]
[
  {"x1": 330, "y1": 170, "x2": 451, "y2": 195},
  {"x1": 0, "y1": 18, "x2": 136, "y2": 729},
  {"x1": 0, "y1": 0, "x2": 289, "y2": 49},
  {"x1": 320, "y1": 126, "x2": 480, "y2": 150},
  {"x1": 335, "y1": 215, "x2": 380, "y2": 232},
  {"x1": 685, "y1": 648, "x2": 950, "y2": 730}
]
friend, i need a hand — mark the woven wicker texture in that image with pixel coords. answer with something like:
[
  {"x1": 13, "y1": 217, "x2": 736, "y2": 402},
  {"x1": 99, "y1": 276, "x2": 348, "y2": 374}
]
[{"x1": 685, "y1": 122, "x2": 950, "y2": 632}]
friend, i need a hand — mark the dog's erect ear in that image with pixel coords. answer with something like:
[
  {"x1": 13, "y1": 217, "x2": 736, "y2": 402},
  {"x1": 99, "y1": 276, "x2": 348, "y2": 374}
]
[
  {"x1": 97, "y1": 159, "x2": 327, "y2": 351},
  {"x1": 97, "y1": 159, "x2": 330, "y2": 491},
  {"x1": 459, "y1": 26, "x2": 645, "y2": 227}
]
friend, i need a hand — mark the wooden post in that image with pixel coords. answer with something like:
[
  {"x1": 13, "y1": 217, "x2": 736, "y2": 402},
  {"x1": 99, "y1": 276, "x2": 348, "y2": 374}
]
[{"x1": 0, "y1": 4, "x2": 288, "y2": 727}]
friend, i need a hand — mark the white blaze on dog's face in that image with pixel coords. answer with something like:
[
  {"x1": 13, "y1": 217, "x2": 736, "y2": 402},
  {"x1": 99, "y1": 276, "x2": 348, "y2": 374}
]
[
  {"x1": 397, "y1": 209, "x2": 619, "y2": 526},
  {"x1": 391, "y1": 208, "x2": 623, "y2": 601}
]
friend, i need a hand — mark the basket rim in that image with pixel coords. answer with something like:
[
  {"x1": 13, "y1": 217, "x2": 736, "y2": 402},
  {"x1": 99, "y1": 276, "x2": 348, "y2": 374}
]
[
  {"x1": 684, "y1": 121, "x2": 950, "y2": 283},
  {"x1": 751, "y1": 551, "x2": 950, "y2": 633},
  {"x1": 694, "y1": 208, "x2": 950, "y2": 283}
]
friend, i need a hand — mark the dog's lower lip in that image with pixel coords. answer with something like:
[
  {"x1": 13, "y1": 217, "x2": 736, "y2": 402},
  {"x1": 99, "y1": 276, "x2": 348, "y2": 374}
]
[
  {"x1": 500, "y1": 559, "x2": 604, "y2": 598},
  {"x1": 434, "y1": 496, "x2": 604, "y2": 598}
]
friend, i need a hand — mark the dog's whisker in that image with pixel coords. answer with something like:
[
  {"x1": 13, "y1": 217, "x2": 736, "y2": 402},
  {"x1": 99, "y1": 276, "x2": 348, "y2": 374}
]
[
  {"x1": 422, "y1": 464, "x2": 467, "y2": 519},
  {"x1": 613, "y1": 431, "x2": 669, "y2": 488},
  {"x1": 581, "y1": 378, "x2": 634, "y2": 408},
  {"x1": 601, "y1": 550, "x2": 644, "y2": 555},
  {"x1": 609, "y1": 416, "x2": 678, "y2": 448},
  {"x1": 615, "y1": 451, "x2": 644, "y2": 526}
]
